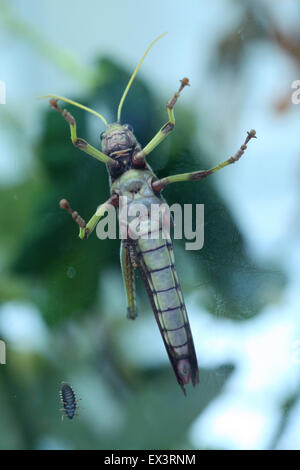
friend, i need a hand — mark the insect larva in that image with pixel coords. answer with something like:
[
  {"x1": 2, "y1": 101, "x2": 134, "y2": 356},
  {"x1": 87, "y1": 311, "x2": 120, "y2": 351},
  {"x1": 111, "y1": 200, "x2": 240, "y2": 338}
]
[{"x1": 60, "y1": 382, "x2": 77, "y2": 420}]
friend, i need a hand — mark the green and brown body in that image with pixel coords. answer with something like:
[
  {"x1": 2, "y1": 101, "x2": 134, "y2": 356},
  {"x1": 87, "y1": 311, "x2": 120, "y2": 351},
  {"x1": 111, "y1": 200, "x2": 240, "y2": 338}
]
[
  {"x1": 49, "y1": 35, "x2": 256, "y2": 393},
  {"x1": 112, "y1": 169, "x2": 199, "y2": 393}
]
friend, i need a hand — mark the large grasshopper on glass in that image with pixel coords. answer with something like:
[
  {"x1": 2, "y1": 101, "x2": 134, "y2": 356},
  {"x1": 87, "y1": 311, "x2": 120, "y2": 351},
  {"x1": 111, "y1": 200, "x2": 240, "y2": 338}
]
[{"x1": 40, "y1": 34, "x2": 256, "y2": 394}]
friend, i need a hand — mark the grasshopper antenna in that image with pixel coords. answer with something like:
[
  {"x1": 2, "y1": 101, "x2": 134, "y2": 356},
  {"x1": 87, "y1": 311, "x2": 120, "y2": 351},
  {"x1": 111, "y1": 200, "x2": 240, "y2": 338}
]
[{"x1": 117, "y1": 32, "x2": 167, "y2": 123}]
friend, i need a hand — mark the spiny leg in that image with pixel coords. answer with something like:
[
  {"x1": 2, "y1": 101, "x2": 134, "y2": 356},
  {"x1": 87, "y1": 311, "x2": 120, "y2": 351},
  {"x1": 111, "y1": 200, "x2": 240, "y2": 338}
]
[
  {"x1": 60, "y1": 195, "x2": 119, "y2": 240},
  {"x1": 152, "y1": 129, "x2": 257, "y2": 192},
  {"x1": 133, "y1": 78, "x2": 190, "y2": 164},
  {"x1": 49, "y1": 99, "x2": 118, "y2": 167}
]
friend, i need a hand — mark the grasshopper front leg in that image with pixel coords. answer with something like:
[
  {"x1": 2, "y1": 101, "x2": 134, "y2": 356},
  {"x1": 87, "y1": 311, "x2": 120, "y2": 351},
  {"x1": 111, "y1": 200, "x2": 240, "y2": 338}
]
[
  {"x1": 60, "y1": 195, "x2": 119, "y2": 240},
  {"x1": 49, "y1": 99, "x2": 118, "y2": 167},
  {"x1": 152, "y1": 129, "x2": 257, "y2": 191},
  {"x1": 134, "y1": 78, "x2": 190, "y2": 163}
]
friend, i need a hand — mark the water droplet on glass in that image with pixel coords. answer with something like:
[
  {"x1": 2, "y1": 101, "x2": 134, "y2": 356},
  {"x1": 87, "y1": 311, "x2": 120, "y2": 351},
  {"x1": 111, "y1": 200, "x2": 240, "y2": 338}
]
[{"x1": 67, "y1": 266, "x2": 76, "y2": 279}]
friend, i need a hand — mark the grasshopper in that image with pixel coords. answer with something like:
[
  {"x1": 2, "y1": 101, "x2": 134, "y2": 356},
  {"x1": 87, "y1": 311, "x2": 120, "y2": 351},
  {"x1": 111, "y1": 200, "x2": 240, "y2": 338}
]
[{"x1": 40, "y1": 33, "x2": 256, "y2": 394}]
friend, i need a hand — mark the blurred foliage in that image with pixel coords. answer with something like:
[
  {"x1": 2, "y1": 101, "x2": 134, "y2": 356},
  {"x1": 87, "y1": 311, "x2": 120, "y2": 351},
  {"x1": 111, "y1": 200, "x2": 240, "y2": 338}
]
[
  {"x1": 0, "y1": 55, "x2": 284, "y2": 449},
  {"x1": 216, "y1": 1, "x2": 300, "y2": 71},
  {"x1": 0, "y1": 0, "x2": 289, "y2": 450},
  {"x1": 8, "y1": 56, "x2": 284, "y2": 324},
  {"x1": 215, "y1": 1, "x2": 300, "y2": 113},
  {"x1": 0, "y1": 0, "x2": 94, "y2": 86}
]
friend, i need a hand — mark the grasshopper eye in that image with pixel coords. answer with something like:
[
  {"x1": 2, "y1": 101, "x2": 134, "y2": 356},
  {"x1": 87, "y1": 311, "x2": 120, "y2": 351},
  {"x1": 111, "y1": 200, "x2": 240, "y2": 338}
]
[
  {"x1": 125, "y1": 124, "x2": 134, "y2": 133},
  {"x1": 100, "y1": 131, "x2": 105, "y2": 140}
]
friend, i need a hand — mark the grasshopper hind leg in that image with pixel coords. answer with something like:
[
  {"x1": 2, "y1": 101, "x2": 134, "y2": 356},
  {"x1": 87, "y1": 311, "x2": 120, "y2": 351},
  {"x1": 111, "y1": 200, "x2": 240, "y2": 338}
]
[{"x1": 120, "y1": 241, "x2": 138, "y2": 320}]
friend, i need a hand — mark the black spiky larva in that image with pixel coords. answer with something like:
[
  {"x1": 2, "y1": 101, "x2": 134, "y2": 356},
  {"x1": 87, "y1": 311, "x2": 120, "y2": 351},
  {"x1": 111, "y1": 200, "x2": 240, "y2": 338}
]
[{"x1": 60, "y1": 382, "x2": 77, "y2": 420}]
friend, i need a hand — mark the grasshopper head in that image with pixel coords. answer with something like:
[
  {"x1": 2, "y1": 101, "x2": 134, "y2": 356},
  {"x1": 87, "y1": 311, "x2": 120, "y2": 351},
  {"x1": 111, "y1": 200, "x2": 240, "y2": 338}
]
[{"x1": 100, "y1": 123, "x2": 139, "y2": 161}]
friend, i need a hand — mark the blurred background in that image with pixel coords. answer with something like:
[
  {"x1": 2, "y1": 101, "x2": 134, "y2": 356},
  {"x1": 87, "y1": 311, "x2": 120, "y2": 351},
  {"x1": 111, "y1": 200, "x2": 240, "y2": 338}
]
[{"x1": 0, "y1": 0, "x2": 299, "y2": 450}]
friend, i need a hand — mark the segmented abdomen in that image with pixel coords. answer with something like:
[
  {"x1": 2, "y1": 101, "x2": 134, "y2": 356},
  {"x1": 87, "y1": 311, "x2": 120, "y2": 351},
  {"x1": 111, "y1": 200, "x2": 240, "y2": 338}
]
[
  {"x1": 136, "y1": 235, "x2": 199, "y2": 393},
  {"x1": 60, "y1": 382, "x2": 77, "y2": 419}
]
